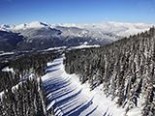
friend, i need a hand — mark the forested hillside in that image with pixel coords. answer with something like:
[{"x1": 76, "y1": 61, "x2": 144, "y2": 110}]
[
  {"x1": 65, "y1": 27, "x2": 155, "y2": 116},
  {"x1": 0, "y1": 51, "x2": 58, "y2": 116}
]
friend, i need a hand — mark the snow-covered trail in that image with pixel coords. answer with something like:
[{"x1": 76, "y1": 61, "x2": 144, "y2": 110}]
[{"x1": 41, "y1": 57, "x2": 125, "y2": 116}]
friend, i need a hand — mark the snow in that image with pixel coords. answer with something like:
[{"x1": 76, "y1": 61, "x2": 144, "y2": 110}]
[
  {"x1": 0, "y1": 91, "x2": 4, "y2": 99},
  {"x1": 54, "y1": 21, "x2": 152, "y2": 38},
  {"x1": 126, "y1": 93, "x2": 145, "y2": 116},
  {"x1": 27, "y1": 21, "x2": 48, "y2": 28},
  {"x1": 68, "y1": 44, "x2": 100, "y2": 50},
  {"x1": 127, "y1": 108, "x2": 142, "y2": 116},
  {"x1": 0, "y1": 82, "x2": 21, "y2": 99},
  {"x1": 0, "y1": 52, "x2": 14, "y2": 56},
  {"x1": 0, "y1": 21, "x2": 50, "y2": 31},
  {"x1": 43, "y1": 44, "x2": 99, "y2": 52},
  {"x1": 0, "y1": 24, "x2": 12, "y2": 31},
  {"x1": 44, "y1": 46, "x2": 66, "y2": 51},
  {"x1": 0, "y1": 73, "x2": 35, "y2": 99},
  {"x1": 13, "y1": 21, "x2": 49, "y2": 30},
  {"x1": 41, "y1": 57, "x2": 128, "y2": 116},
  {"x1": 0, "y1": 82, "x2": 19, "y2": 99},
  {"x1": 2, "y1": 67, "x2": 14, "y2": 74},
  {"x1": 13, "y1": 23, "x2": 27, "y2": 30},
  {"x1": 0, "y1": 55, "x2": 144, "y2": 115}
]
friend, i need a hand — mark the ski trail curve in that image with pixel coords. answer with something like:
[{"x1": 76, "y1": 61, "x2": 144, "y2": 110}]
[{"x1": 41, "y1": 57, "x2": 125, "y2": 116}]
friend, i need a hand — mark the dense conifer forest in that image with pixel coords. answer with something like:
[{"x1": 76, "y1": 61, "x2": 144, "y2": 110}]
[
  {"x1": 0, "y1": 51, "x2": 59, "y2": 116},
  {"x1": 65, "y1": 27, "x2": 155, "y2": 116}
]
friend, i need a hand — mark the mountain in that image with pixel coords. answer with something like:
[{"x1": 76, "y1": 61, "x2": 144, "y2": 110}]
[
  {"x1": 0, "y1": 30, "x2": 24, "y2": 51},
  {"x1": 12, "y1": 23, "x2": 62, "y2": 50},
  {"x1": 0, "y1": 21, "x2": 152, "y2": 51},
  {"x1": 13, "y1": 21, "x2": 49, "y2": 30},
  {"x1": 54, "y1": 21, "x2": 152, "y2": 38},
  {"x1": 0, "y1": 24, "x2": 12, "y2": 32}
]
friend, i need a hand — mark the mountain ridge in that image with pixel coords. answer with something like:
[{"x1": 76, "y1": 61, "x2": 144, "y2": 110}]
[
  {"x1": 0, "y1": 21, "x2": 153, "y2": 52},
  {"x1": 1, "y1": 21, "x2": 152, "y2": 37}
]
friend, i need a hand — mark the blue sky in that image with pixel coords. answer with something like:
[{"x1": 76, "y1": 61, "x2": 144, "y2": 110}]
[{"x1": 0, "y1": 0, "x2": 155, "y2": 24}]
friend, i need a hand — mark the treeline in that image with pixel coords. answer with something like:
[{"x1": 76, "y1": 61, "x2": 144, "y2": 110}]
[
  {"x1": 0, "y1": 77, "x2": 44, "y2": 116},
  {"x1": 0, "y1": 51, "x2": 59, "y2": 116},
  {"x1": 65, "y1": 27, "x2": 155, "y2": 116}
]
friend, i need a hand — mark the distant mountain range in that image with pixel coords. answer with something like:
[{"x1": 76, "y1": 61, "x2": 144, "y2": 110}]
[{"x1": 0, "y1": 21, "x2": 152, "y2": 51}]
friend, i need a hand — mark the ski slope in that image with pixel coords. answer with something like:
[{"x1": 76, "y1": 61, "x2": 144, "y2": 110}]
[{"x1": 41, "y1": 57, "x2": 126, "y2": 116}]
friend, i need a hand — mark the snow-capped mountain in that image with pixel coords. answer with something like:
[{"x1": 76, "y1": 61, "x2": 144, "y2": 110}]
[
  {"x1": 0, "y1": 21, "x2": 153, "y2": 51},
  {"x1": 53, "y1": 21, "x2": 152, "y2": 38},
  {"x1": 1, "y1": 21, "x2": 152, "y2": 39},
  {"x1": 13, "y1": 21, "x2": 50, "y2": 30},
  {"x1": 0, "y1": 24, "x2": 12, "y2": 32}
]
